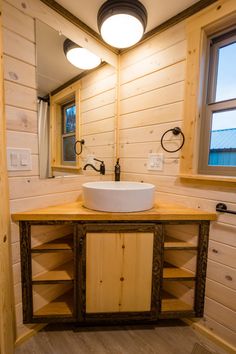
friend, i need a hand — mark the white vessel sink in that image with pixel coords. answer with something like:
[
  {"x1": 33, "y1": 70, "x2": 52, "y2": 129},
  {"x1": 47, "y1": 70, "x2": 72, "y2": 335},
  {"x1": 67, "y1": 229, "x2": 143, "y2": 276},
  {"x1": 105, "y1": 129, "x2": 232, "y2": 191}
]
[{"x1": 82, "y1": 181, "x2": 155, "y2": 212}]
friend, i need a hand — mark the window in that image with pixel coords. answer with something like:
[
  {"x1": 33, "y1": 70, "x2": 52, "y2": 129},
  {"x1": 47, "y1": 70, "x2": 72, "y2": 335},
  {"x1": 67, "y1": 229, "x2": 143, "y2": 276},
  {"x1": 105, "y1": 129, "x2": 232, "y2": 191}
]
[
  {"x1": 180, "y1": 1, "x2": 236, "y2": 183},
  {"x1": 61, "y1": 101, "x2": 76, "y2": 164},
  {"x1": 50, "y1": 82, "x2": 81, "y2": 173},
  {"x1": 199, "y1": 29, "x2": 236, "y2": 176}
]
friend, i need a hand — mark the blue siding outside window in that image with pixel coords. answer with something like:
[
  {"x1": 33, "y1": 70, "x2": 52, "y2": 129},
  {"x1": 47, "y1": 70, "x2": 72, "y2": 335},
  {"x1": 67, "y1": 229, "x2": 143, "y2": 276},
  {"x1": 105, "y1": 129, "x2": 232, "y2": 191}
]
[{"x1": 209, "y1": 128, "x2": 236, "y2": 166}]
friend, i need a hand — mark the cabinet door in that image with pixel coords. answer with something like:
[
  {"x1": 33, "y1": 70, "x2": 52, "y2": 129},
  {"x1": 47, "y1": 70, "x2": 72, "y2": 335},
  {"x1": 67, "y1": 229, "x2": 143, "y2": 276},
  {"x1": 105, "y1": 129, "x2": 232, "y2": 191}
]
[{"x1": 86, "y1": 232, "x2": 154, "y2": 313}]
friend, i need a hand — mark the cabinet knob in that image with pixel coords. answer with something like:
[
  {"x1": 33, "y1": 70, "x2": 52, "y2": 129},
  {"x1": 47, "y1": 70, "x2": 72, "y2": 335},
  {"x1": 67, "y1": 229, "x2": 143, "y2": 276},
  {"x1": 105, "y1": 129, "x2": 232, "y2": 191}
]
[
  {"x1": 225, "y1": 275, "x2": 232, "y2": 281},
  {"x1": 120, "y1": 277, "x2": 124, "y2": 282},
  {"x1": 212, "y1": 248, "x2": 218, "y2": 253}
]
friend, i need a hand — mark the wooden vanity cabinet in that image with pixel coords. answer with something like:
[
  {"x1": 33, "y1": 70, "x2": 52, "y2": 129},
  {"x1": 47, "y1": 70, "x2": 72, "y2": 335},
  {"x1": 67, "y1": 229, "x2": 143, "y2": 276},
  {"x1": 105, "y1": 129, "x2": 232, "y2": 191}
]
[{"x1": 18, "y1": 219, "x2": 210, "y2": 325}]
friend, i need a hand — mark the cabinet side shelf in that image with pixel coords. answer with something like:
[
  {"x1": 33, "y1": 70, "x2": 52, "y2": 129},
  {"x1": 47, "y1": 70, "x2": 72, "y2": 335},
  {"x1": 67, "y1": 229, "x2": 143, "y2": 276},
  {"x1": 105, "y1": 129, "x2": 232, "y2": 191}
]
[
  {"x1": 164, "y1": 236, "x2": 197, "y2": 250},
  {"x1": 33, "y1": 289, "x2": 74, "y2": 317},
  {"x1": 32, "y1": 261, "x2": 74, "y2": 282},
  {"x1": 163, "y1": 263, "x2": 195, "y2": 280},
  {"x1": 161, "y1": 290, "x2": 193, "y2": 312},
  {"x1": 31, "y1": 235, "x2": 74, "y2": 253}
]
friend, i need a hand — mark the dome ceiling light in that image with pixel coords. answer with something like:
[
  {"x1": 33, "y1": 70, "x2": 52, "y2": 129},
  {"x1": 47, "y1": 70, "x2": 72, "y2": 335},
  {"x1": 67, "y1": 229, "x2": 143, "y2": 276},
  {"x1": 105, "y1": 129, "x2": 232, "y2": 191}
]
[
  {"x1": 97, "y1": 0, "x2": 148, "y2": 49},
  {"x1": 63, "y1": 39, "x2": 102, "y2": 70}
]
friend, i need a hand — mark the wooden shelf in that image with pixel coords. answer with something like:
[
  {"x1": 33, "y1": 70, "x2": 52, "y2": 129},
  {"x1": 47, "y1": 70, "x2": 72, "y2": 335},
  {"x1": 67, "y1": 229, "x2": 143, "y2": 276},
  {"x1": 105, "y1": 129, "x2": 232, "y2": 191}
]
[
  {"x1": 163, "y1": 264, "x2": 195, "y2": 280},
  {"x1": 31, "y1": 235, "x2": 73, "y2": 253},
  {"x1": 34, "y1": 290, "x2": 73, "y2": 316},
  {"x1": 161, "y1": 291, "x2": 193, "y2": 312},
  {"x1": 32, "y1": 261, "x2": 74, "y2": 283},
  {"x1": 164, "y1": 236, "x2": 197, "y2": 250}
]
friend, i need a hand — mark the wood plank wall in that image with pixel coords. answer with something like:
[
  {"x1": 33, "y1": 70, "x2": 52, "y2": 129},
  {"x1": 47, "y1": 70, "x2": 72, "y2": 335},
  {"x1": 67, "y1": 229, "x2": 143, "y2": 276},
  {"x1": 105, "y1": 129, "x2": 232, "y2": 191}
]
[
  {"x1": 2, "y1": 0, "x2": 115, "y2": 340},
  {"x1": 119, "y1": 22, "x2": 236, "y2": 348},
  {"x1": 2, "y1": 0, "x2": 235, "y2": 349},
  {"x1": 0, "y1": 0, "x2": 14, "y2": 351},
  {"x1": 80, "y1": 64, "x2": 116, "y2": 173}
]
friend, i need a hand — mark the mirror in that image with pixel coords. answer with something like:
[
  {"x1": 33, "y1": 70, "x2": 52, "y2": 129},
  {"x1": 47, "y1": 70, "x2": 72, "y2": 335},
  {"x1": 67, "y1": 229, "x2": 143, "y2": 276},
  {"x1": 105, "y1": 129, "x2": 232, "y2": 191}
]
[{"x1": 36, "y1": 20, "x2": 116, "y2": 178}]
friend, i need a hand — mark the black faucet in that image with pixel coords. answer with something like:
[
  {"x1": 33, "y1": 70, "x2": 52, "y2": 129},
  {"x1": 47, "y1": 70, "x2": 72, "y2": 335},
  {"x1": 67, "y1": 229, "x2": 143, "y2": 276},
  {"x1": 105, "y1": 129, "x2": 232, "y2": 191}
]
[
  {"x1": 83, "y1": 158, "x2": 105, "y2": 175},
  {"x1": 114, "y1": 158, "x2": 120, "y2": 181}
]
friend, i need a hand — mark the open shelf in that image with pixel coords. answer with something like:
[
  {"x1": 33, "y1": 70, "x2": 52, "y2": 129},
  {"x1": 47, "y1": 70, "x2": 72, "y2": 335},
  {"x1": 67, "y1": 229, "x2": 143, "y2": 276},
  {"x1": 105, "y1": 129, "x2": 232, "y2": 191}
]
[
  {"x1": 34, "y1": 289, "x2": 74, "y2": 316},
  {"x1": 163, "y1": 263, "x2": 195, "y2": 280},
  {"x1": 164, "y1": 236, "x2": 197, "y2": 250},
  {"x1": 161, "y1": 290, "x2": 193, "y2": 312},
  {"x1": 32, "y1": 261, "x2": 74, "y2": 283},
  {"x1": 31, "y1": 235, "x2": 73, "y2": 253}
]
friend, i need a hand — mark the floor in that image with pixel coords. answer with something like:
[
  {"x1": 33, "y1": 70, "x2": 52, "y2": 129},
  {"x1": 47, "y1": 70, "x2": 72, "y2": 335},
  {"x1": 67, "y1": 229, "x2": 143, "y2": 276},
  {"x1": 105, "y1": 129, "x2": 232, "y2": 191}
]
[{"x1": 15, "y1": 321, "x2": 227, "y2": 354}]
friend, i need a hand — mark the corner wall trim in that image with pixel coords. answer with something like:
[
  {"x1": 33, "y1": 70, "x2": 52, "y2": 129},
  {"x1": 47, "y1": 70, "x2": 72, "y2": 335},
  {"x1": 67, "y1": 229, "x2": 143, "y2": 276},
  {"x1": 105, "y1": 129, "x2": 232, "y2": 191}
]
[
  {"x1": 15, "y1": 324, "x2": 46, "y2": 348},
  {"x1": 183, "y1": 318, "x2": 236, "y2": 354},
  {"x1": 121, "y1": 0, "x2": 218, "y2": 53},
  {"x1": 40, "y1": 0, "x2": 217, "y2": 56},
  {"x1": 39, "y1": 0, "x2": 119, "y2": 54}
]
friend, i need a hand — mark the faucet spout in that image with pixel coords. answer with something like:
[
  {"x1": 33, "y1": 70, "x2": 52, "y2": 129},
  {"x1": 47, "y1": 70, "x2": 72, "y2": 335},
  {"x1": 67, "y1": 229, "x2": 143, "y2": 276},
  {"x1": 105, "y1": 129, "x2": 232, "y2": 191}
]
[
  {"x1": 83, "y1": 164, "x2": 100, "y2": 172},
  {"x1": 83, "y1": 159, "x2": 105, "y2": 175}
]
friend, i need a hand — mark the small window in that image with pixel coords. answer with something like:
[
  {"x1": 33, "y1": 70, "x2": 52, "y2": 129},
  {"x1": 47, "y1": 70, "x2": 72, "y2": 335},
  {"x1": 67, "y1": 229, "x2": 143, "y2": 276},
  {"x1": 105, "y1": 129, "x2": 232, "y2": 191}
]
[
  {"x1": 50, "y1": 81, "x2": 81, "y2": 173},
  {"x1": 62, "y1": 101, "x2": 76, "y2": 164},
  {"x1": 199, "y1": 29, "x2": 236, "y2": 176}
]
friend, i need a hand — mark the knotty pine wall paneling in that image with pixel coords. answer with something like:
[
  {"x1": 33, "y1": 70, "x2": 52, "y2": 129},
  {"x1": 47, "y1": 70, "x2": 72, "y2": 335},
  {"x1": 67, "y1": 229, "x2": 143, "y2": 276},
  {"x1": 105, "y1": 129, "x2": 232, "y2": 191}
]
[
  {"x1": 2, "y1": 0, "x2": 115, "y2": 341},
  {"x1": 119, "y1": 21, "x2": 236, "y2": 349}
]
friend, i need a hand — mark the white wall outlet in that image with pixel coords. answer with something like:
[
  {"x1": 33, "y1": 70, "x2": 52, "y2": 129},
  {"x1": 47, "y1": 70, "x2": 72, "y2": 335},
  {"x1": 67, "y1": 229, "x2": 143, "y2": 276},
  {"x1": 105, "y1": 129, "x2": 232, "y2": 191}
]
[
  {"x1": 7, "y1": 148, "x2": 32, "y2": 171},
  {"x1": 147, "y1": 153, "x2": 164, "y2": 171},
  {"x1": 86, "y1": 154, "x2": 95, "y2": 164}
]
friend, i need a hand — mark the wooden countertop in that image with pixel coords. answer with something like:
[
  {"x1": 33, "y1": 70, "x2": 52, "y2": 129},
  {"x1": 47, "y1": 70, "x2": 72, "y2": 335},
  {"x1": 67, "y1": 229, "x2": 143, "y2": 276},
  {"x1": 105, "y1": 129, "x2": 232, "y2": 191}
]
[{"x1": 11, "y1": 201, "x2": 216, "y2": 221}]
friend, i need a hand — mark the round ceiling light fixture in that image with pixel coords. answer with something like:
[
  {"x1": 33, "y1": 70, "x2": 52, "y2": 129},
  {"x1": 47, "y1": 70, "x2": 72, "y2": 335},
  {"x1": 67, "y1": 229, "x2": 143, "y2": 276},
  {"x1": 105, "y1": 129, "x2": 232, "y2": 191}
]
[
  {"x1": 97, "y1": 0, "x2": 147, "y2": 49},
  {"x1": 63, "y1": 39, "x2": 102, "y2": 70}
]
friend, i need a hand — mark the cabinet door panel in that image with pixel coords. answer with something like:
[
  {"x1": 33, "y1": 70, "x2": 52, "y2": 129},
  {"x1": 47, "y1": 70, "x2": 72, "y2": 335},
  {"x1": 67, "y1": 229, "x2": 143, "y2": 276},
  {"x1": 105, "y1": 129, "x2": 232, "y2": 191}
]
[
  {"x1": 86, "y1": 233, "x2": 121, "y2": 313},
  {"x1": 86, "y1": 232, "x2": 153, "y2": 313},
  {"x1": 121, "y1": 232, "x2": 153, "y2": 312}
]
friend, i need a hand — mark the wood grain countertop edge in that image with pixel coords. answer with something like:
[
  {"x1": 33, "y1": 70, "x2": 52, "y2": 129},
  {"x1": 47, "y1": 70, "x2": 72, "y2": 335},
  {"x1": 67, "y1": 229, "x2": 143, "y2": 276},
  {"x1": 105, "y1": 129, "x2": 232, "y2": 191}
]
[{"x1": 11, "y1": 201, "x2": 217, "y2": 222}]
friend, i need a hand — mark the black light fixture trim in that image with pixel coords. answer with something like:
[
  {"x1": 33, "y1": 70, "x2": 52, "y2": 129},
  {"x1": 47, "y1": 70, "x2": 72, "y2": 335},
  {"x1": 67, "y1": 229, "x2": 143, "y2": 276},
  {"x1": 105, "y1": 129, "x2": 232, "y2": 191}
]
[
  {"x1": 63, "y1": 38, "x2": 79, "y2": 55},
  {"x1": 97, "y1": 0, "x2": 148, "y2": 34}
]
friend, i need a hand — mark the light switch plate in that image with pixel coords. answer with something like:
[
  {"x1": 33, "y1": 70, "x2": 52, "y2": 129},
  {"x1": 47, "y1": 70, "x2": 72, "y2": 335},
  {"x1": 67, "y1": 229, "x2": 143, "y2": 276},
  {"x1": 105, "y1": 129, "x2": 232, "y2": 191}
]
[
  {"x1": 7, "y1": 148, "x2": 32, "y2": 171},
  {"x1": 147, "y1": 153, "x2": 164, "y2": 171}
]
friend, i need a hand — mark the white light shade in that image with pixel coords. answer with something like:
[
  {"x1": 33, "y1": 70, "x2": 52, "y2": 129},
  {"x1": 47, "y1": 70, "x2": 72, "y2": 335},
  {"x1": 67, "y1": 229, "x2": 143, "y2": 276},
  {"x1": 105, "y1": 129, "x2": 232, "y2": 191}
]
[
  {"x1": 66, "y1": 47, "x2": 101, "y2": 70},
  {"x1": 100, "y1": 13, "x2": 144, "y2": 48}
]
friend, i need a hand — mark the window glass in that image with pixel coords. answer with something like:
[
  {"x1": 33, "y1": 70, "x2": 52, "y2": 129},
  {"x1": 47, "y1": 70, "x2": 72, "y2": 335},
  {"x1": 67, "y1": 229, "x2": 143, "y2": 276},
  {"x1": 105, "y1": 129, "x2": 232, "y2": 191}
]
[
  {"x1": 63, "y1": 135, "x2": 76, "y2": 162},
  {"x1": 215, "y1": 41, "x2": 236, "y2": 102},
  {"x1": 199, "y1": 30, "x2": 236, "y2": 175},
  {"x1": 63, "y1": 103, "x2": 76, "y2": 134},
  {"x1": 208, "y1": 109, "x2": 236, "y2": 166}
]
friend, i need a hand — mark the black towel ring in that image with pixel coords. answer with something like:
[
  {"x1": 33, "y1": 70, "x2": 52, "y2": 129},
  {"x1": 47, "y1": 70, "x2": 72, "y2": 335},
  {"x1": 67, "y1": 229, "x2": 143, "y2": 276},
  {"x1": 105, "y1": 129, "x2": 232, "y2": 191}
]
[
  {"x1": 160, "y1": 127, "x2": 185, "y2": 153},
  {"x1": 74, "y1": 139, "x2": 85, "y2": 156}
]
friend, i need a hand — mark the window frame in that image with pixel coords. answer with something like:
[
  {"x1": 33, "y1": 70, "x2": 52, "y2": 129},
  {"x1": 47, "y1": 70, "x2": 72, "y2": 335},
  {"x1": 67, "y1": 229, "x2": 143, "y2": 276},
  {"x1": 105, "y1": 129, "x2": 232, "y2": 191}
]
[
  {"x1": 198, "y1": 29, "x2": 236, "y2": 176},
  {"x1": 50, "y1": 82, "x2": 81, "y2": 174},
  {"x1": 179, "y1": 0, "x2": 236, "y2": 184}
]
